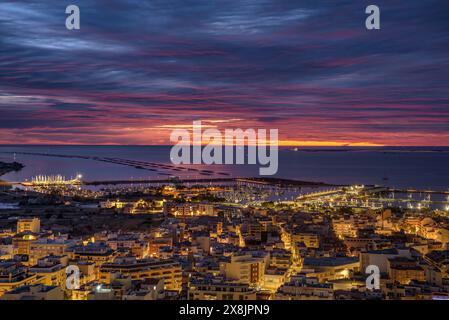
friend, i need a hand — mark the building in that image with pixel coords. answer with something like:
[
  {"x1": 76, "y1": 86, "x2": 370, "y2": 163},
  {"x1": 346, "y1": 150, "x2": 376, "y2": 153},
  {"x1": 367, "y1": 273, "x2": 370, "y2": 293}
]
[
  {"x1": 188, "y1": 278, "x2": 257, "y2": 300},
  {"x1": 12, "y1": 233, "x2": 38, "y2": 258},
  {"x1": 332, "y1": 216, "x2": 375, "y2": 239},
  {"x1": 0, "y1": 260, "x2": 39, "y2": 297},
  {"x1": 263, "y1": 267, "x2": 288, "y2": 293},
  {"x1": 220, "y1": 254, "x2": 266, "y2": 287},
  {"x1": 360, "y1": 248, "x2": 411, "y2": 273},
  {"x1": 107, "y1": 234, "x2": 149, "y2": 259},
  {"x1": 86, "y1": 283, "x2": 116, "y2": 300},
  {"x1": 302, "y1": 257, "x2": 359, "y2": 282},
  {"x1": 99, "y1": 257, "x2": 182, "y2": 291},
  {"x1": 149, "y1": 236, "x2": 173, "y2": 258},
  {"x1": 29, "y1": 255, "x2": 68, "y2": 287},
  {"x1": 191, "y1": 232, "x2": 211, "y2": 254},
  {"x1": 125, "y1": 199, "x2": 164, "y2": 215},
  {"x1": 275, "y1": 275, "x2": 334, "y2": 300},
  {"x1": 280, "y1": 225, "x2": 320, "y2": 250},
  {"x1": 71, "y1": 243, "x2": 117, "y2": 267},
  {"x1": 291, "y1": 233, "x2": 320, "y2": 249},
  {"x1": 17, "y1": 218, "x2": 40, "y2": 234},
  {"x1": 122, "y1": 278, "x2": 165, "y2": 300},
  {"x1": 0, "y1": 238, "x2": 13, "y2": 260},
  {"x1": 387, "y1": 258, "x2": 426, "y2": 284},
  {"x1": 164, "y1": 202, "x2": 215, "y2": 217},
  {"x1": 29, "y1": 238, "x2": 76, "y2": 266},
  {"x1": 83, "y1": 276, "x2": 166, "y2": 300},
  {"x1": 1, "y1": 284, "x2": 64, "y2": 300},
  {"x1": 99, "y1": 199, "x2": 126, "y2": 209},
  {"x1": 269, "y1": 250, "x2": 292, "y2": 269}
]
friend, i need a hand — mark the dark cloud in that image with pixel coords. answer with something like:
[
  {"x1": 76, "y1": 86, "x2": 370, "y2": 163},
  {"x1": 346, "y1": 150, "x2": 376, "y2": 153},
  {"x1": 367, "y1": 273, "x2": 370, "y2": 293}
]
[{"x1": 0, "y1": 0, "x2": 448, "y2": 145}]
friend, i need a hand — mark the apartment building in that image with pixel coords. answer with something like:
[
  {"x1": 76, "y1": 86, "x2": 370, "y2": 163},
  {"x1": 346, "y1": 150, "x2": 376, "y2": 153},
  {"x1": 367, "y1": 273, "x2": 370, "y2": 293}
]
[
  {"x1": 17, "y1": 218, "x2": 40, "y2": 234},
  {"x1": 188, "y1": 278, "x2": 257, "y2": 300},
  {"x1": 99, "y1": 257, "x2": 182, "y2": 291},
  {"x1": 220, "y1": 254, "x2": 266, "y2": 287}
]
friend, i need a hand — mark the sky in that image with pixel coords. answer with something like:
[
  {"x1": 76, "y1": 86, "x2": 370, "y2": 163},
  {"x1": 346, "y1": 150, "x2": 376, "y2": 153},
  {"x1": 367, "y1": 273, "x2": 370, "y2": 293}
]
[{"x1": 0, "y1": 0, "x2": 449, "y2": 146}]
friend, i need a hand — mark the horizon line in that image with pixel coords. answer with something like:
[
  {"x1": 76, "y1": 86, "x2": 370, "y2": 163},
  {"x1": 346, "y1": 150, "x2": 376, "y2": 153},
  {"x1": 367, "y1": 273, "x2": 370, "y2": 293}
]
[{"x1": 1, "y1": 144, "x2": 449, "y2": 148}]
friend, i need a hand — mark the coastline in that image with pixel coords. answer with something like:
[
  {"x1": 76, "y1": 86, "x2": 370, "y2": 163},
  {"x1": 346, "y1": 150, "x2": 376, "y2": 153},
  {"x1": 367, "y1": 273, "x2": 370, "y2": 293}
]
[{"x1": 0, "y1": 161, "x2": 24, "y2": 177}]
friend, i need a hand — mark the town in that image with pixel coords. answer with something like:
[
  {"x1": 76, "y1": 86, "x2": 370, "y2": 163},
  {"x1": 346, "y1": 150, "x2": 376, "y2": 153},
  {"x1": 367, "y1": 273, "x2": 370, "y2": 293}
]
[{"x1": 0, "y1": 165, "x2": 448, "y2": 300}]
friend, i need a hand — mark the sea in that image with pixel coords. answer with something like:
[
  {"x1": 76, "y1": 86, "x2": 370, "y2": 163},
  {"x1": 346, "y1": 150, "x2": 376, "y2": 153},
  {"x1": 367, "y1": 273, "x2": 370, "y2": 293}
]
[{"x1": 0, "y1": 145, "x2": 448, "y2": 191}]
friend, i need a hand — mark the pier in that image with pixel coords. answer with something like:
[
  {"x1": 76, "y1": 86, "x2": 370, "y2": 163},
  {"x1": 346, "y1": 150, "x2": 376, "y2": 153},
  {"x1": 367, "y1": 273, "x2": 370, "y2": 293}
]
[
  {"x1": 0, "y1": 151, "x2": 231, "y2": 177},
  {"x1": 387, "y1": 188, "x2": 449, "y2": 195},
  {"x1": 297, "y1": 188, "x2": 344, "y2": 200},
  {"x1": 7, "y1": 177, "x2": 333, "y2": 187}
]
